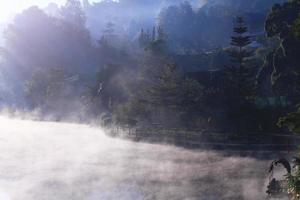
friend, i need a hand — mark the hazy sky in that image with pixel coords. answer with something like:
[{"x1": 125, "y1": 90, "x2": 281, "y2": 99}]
[{"x1": 0, "y1": 0, "x2": 101, "y2": 23}]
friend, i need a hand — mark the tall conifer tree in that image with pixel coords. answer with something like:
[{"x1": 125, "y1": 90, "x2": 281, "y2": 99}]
[{"x1": 226, "y1": 16, "x2": 256, "y2": 99}]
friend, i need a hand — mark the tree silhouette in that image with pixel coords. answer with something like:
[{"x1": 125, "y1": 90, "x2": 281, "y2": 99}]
[{"x1": 225, "y1": 16, "x2": 256, "y2": 99}]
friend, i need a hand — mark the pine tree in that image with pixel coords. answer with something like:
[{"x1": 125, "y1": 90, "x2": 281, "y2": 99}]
[
  {"x1": 149, "y1": 26, "x2": 168, "y2": 54},
  {"x1": 226, "y1": 16, "x2": 256, "y2": 99},
  {"x1": 138, "y1": 28, "x2": 150, "y2": 48},
  {"x1": 139, "y1": 62, "x2": 203, "y2": 126},
  {"x1": 138, "y1": 26, "x2": 167, "y2": 54},
  {"x1": 152, "y1": 26, "x2": 156, "y2": 41},
  {"x1": 157, "y1": 26, "x2": 166, "y2": 41}
]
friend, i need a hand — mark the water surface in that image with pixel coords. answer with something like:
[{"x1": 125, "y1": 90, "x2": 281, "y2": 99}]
[{"x1": 0, "y1": 116, "x2": 273, "y2": 200}]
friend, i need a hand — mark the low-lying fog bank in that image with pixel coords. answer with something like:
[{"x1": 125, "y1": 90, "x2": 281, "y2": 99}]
[{"x1": 0, "y1": 116, "x2": 283, "y2": 200}]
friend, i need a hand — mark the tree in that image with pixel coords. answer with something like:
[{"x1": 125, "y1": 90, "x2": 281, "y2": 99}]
[
  {"x1": 138, "y1": 26, "x2": 168, "y2": 54},
  {"x1": 158, "y1": 2, "x2": 198, "y2": 53},
  {"x1": 276, "y1": 2, "x2": 300, "y2": 133},
  {"x1": 137, "y1": 62, "x2": 203, "y2": 127},
  {"x1": 83, "y1": 64, "x2": 127, "y2": 116},
  {"x1": 223, "y1": 16, "x2": 258, "y2": 133},
  {"x1": 148, "y1": 26, "x2": 168, "y2": 55},
  {"x1": 4, "y1": 6, "x2": 93, "y2": 75},
  {"x1": 225, "y1": 16, "x2": 256, "y2": 99},
  {"x1": 142, "y1": 63, "x2": 182, "y2": 108},
  {"x1": 278, "y1": 106, "x2": 300, "y2": 134},
  {"x1": 138, "y1": 28, "x2": 150, "y2": 48},
  {"x1": 264, "y1": 0, "x2": 300, "y2": 97},
  {"x1": 293, "y1": 16, "x2": 300, "y2": 39},
  {"x1": 61, "y1": 0, "x2": 86, "y2": 29},
  {"x1": 24, "y1": 67, "x2": 74, "y2": 111},
  {"x1": 273, "y1": 4, "x2": 300, "y2": 197}
]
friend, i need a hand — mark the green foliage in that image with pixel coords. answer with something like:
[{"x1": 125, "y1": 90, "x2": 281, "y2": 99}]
[
  {"x1": 138, "y1": 29, "x2": 150, "y2": 48},
  {"x1": 140, "y1": 63, "x2": 203, "y2": 112},
  {"x1": 265, "y1": 0, "x2": 300, "y2": 96},
  {"x1": 139, "y1": 26, "x2": 168, "y2": 54},
  {"x1": 293, "y1": 16, "x2": 300, "y2": 39},
  {"x1": 180, "y1": 79, "x2": 204, "y2": 112},
  {"x1": 265, "y1": 0, "x2": 300, "y2": 38},
  {"x1": 143, "y1": 63, "x2": 182, "y2": 108},
  {"x1": 278, "y1": 105, "x2": 300, "y2": 134},
  {"x1": 83, "y1": 64, "x2": 126, "y2": 115},
  {"x1": 271, "y1": 0, "x2": 300, "y2": 133},
  {"x1": 116, "y1": 53, "x2": 205, "y2": 127},
  {"x1": 287, "y1": 172, "x2": 300, "y2": 199},
  {"x1": 24, "y1": 67, "x2": 71, "y2": 109},
  {"x1": 25, "y1": 71, "x2": 48, "y2": 107},
  {"x1": 114, "y1": 100, "x2": 150, "y2": 126},
  {"x1": 267, "y1": 157, "x2": 300, "y2": 199},
  {"x1": 275, "y1": 8, "x2": 300, "y2": 195}
]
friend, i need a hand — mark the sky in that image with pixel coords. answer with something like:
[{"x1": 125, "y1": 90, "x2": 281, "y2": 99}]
[{"x1": 0, "y1": 0, "x2": 101, "y2": 23}]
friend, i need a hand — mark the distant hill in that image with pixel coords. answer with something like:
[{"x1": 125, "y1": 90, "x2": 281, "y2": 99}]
[
  {"x1": 83, "y1": 0, "x2": 287, "y2": 47},
  {"x1": 203, "y1": 0, "x2": 286, "y2": 12},
  {"x1": 157, "y1": 0, "x2": 287, "y2": 53},
  {"x1": 83, "y1": 0, "x2": 205, "y2": 40}
]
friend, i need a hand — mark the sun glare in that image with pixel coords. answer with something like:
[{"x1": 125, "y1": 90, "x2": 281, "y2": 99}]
[
  {"x1": 0, "y1": 0, "x2": 104, "y2": 23},
  {"x1": 0, "y1": 1, "x2": 17, "y2": 22},
  {"x1": 0, "y1": 0, "x2": 63, "y2": 23}
]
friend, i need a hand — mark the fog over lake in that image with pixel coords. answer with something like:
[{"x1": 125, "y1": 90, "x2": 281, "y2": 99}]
[
  {"x1": 0, "y1": 116, "x2": 278, "y2": 200},
  {"x1": 0, "y1": 0, "x2": 298, "y2": 199}
]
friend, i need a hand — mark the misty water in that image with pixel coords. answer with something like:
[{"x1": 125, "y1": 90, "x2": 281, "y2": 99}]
[{"x1": 0, "y1": 116, "x2": 277, "y2": 200}]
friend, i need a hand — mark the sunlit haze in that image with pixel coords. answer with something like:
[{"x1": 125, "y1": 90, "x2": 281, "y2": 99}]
[{"x1": 0, "y1": 0, "x2": 101, "y2": 22}]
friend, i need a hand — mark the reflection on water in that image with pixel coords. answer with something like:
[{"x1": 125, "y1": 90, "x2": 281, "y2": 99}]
[{"x1": 0, "y1": 116, "x2": 272, "y2": 200}]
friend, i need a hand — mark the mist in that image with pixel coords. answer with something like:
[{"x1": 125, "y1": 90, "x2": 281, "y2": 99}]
[
  {"x1": 0, "y1": 116, "x2": 276, "y2": 200},
  {"x1": 0, "y1": 0, "x2": 300, "y2": 199}
]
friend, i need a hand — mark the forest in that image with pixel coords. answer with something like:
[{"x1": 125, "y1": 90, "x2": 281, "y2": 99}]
[
  {"x1": 0, "y1": 0, "x2": 300, "y2": 199},
  {"x1": 0, "y1": 0, "x2": 296, "y2": 132}
]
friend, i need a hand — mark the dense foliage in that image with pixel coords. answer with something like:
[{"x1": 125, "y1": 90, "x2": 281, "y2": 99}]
[{"x1": 264, "y1": 1, "x2": 300, "y2": 198}]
